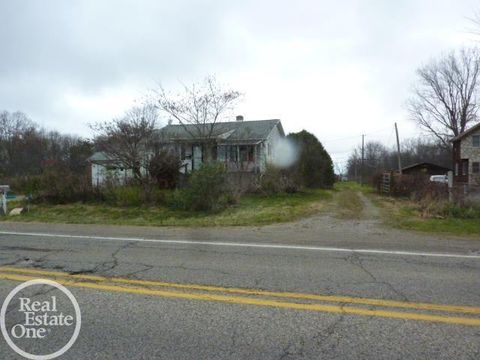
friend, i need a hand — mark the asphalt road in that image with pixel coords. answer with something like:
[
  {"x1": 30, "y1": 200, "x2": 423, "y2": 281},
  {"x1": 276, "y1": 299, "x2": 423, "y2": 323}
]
[{"x1": 0, "y1": 220, "x2": 479, "y2": 359}]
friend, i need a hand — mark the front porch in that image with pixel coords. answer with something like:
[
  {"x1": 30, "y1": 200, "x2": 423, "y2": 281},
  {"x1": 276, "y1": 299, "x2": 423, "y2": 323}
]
[{"x1": 177, "y1": 142, "x2": 264, "y2": 174}]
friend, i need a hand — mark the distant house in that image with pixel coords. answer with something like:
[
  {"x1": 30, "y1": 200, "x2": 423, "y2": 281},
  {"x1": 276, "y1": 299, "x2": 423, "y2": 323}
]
[
  {"x1": 88, "y1": 152, "x2": 147, "y2": 187},
  {"x1": 451, "y1": 123, "x2": 480, "y2": 185},
  {"x1": 88, "y1": 117, "x2": 285, "y2": 187},
  {"x1": 400, "y1": 162, "x2": 451, "y2": 177}
]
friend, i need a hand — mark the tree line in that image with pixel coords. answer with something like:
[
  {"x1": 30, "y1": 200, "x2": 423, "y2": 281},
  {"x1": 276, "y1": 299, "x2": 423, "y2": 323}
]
[
  {"x1": 346, "y1": 138, "x2": 451, "y2": 181},
  {"x1": 0, "y1": 110, "x2": 93, "y2": 179}
]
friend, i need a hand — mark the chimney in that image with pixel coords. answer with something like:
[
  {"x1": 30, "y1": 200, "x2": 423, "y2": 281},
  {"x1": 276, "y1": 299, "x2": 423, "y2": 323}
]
[
  {"x1": 168, "y1": 119, "x2": 173, "y2": 125},
  {"x1": 236, "y1": 115, "x2": 244, "y2": 122}
]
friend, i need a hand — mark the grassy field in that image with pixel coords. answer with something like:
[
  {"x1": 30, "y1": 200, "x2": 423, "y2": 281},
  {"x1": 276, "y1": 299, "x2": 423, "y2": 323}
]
[
  {"x1": 2, "y1": 189, "x2": 333, "y2": 227},
  {"x1": 369, "y1": 194, "x2": 480, "y2": 236}
]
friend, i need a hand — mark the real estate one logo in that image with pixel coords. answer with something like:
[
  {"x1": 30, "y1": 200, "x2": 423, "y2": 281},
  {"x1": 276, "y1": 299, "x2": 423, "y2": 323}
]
[{"x1": 1, "y1": 279, "x2": 81, "y2": 360}]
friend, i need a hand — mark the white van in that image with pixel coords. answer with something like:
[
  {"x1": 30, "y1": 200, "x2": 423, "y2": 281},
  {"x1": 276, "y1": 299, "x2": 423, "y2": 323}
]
[{"x1": 429, "y1": 175, "x2": 448, "y2": 184}]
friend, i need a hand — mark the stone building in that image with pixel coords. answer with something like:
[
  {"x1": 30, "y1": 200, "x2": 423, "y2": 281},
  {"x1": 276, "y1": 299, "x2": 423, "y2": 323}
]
[{"x1": 451, "y1": 122, "x2": 480, "y2": 185}]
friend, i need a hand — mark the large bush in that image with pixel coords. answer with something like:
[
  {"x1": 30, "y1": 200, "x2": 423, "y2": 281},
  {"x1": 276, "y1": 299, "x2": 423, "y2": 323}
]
[
  {"x1": 148, "y1": 150, "x2": 181, "y2": 189},
  {"x1": 172, "y1": 163, "x2": 232, "y2": 212},
  {"x1": 2, "y1": 176, "x2": 42, "y2": 195},
  {"x1": 286, "y1": 130, "x2": 335, "y2": 189},
  {"x1": 258, "y1": 165, "x2": 299, "y2": 195},
  {"x1": 36, "y1": 164, "x2": 95, "y2": 204}
]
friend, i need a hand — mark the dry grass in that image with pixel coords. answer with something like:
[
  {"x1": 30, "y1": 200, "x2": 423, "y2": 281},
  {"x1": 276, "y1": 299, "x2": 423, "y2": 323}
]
[
  {"x1": 1, "y1": 189, "x2": 333, "y2": 227},
  {"x1": 370, "y1": 194, "x2": 480, "y2": 236},
  {"x1": 333, "y1": 182, "x2": 364, "y2": 219}
]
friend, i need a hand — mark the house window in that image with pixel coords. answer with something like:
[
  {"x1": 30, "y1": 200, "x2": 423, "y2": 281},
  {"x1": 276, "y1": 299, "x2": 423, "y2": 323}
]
[
  {"x1": 473, "y1": 162, "x2": 480, "y2": 174},
  {"x1": 462, "y1": 160, "x2": 469, "y2": 176},
  {"x1": 473, "y1": 135, "x2": 480, "y2": 148},
  {"x1": 180, "y1": 145, "x2": 186, "y2": 160},
  {"x1": 227, "y1": 145, "x2": 238, "y2": 162},
  {"x1": 239, "y1": 146, "x2": 246, "y2": 162},
  {"x1": 217, "y1": 145, "x2": 226, "y2": 161},
  {"x1": 239, "y1": 146, "x2": 255, "y2": 162},
  {"x1": 212, "y1": 145, "x2": 217, "y2": 161},
  {"x1": 248, "y1": 146, "x2": 255, "y2": 161},
  {"x1": 180, "y1": 144, "x2": 192, "y2": 160},
  {"x1": 455, "y1": 163, "x2": 459, "y2": 176}
]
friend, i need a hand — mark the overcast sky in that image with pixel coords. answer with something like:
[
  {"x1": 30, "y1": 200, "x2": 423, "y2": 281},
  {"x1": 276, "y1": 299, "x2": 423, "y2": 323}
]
[{"x1": 1, "y1": 0, "x2": 479, "y2": 168}]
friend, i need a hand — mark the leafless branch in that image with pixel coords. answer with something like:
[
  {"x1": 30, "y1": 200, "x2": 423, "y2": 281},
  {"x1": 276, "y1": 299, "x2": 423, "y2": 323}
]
[
  {"x1": 407, "y1": 48, "x2": 480, "y2": 147},
  {"x1": 90, "y1": 104, "x2": 158, "y2": 182},
  {"x1": 153, "y1": 76, "x2": 242, "y2": 140}
]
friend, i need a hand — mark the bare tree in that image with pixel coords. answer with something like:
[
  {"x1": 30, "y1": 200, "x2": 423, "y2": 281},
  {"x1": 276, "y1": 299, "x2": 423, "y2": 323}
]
[
  {"x1": 154, "y1": 76, "x2": 241, "y2": 161},
  {"x1": 400, "y1": 138, "x2": 451, "y2": 168},
  {"x1": 90, "y1": 105, "x2": 159, "y2": 182},
  {"x1": 0, "y1": 110, "x2": 93, "y2": 178},
  {"x1": 0, "y1": 111, "x2": 41, "y2": 176},
  {"x1": 407, "y1": 48, "x2": 480, "y2": 147},
  {"x1": 0, "y1": 111, "x2": 35, "y2": 140},
  {"x1": 346, "y1": 141, "x2": 389, "y2": 181}
]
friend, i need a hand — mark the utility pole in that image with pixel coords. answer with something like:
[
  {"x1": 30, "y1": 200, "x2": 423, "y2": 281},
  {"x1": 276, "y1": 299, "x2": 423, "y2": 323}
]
[
  {"x1": 395, "y1": 123, "x2": 402, "y2": 174},
  {"x1": 360, "y1": 134, "x2": 365, "y2": 185}
]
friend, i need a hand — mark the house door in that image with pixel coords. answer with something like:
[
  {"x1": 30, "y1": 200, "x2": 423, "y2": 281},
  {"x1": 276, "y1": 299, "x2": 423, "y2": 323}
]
[{"x1": 193, "y1": 145, "x2": 202, "y2": 170}]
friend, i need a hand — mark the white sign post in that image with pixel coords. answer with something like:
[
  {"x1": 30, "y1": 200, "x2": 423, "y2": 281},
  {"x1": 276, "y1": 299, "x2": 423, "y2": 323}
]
[{"x1": 1, "y1": 193, "x2": 7, "y2": 216}]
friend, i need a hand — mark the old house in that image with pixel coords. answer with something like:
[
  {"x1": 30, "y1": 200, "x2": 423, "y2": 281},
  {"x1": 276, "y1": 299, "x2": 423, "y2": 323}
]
[
  {"x1": 88, "y1": 117, "x2": 285, "y2": 186},
  {"x1": 451, "y1": 122, "x2": 480, "y2": 185},
  {"x1": 157, "y1": 117, "x2": 285, "y2": 174}
]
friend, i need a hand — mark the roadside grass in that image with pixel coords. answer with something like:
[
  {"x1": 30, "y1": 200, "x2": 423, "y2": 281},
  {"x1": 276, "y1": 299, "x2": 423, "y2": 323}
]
[
  {"x1": 14, "y1": 181, "x2": 476, "y2": 235},
  {"x1": 1, "y1": 189, "x2": 333, "y2": 227},
  {"x1": 370, "y1": 194, "x2": 480, "y2": 236},
  {"x1": 333, "y1": 182, "x2": 365, "y2": 219}
]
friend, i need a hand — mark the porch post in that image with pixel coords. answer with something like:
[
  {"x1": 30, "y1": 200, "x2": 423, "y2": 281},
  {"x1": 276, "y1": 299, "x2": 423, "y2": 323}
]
[{"x1": 253, "y1": 145, "x2": 257, "y2": 173}]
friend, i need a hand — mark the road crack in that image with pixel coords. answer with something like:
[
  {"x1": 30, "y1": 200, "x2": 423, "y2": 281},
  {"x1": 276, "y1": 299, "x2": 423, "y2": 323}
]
[{"x1": 346, "y1": 253, "x2": 408, "y2": 301}]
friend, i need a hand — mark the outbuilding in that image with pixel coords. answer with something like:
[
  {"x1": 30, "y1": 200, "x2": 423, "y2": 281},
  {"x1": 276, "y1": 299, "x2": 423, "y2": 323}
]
[{"x1": 400, "y1": 162, "x2": 451, "y2": 177}]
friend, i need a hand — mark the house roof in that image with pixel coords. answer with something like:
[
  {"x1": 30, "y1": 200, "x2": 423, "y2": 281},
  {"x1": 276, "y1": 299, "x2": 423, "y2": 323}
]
[
  {"x1": 87, "y1": 151, "x2": 114, "y2": 163},
  {"x1": 157, "y1": 119, "x2": 284, "y2": 143},
  {"x1": 450, "y1": 122, "x2": 480, "y2": 142},
  {"x1": 401, "y1": 162, "x2": 451, "y2": 172}
]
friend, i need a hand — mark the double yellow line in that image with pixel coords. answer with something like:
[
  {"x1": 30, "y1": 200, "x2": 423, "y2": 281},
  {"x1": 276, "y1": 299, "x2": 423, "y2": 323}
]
[{"x1": 0, "y1": 266, "x2": 479, "y2": 327}]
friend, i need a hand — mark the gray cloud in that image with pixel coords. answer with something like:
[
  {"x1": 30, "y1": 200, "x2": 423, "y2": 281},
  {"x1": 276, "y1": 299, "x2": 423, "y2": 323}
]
[
  {"x1": 0, "y1": 0, "x2": 479, "y2": 166},
  {"x1": 0, "y1": 1, "x2": 237, "y2": 86}
]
